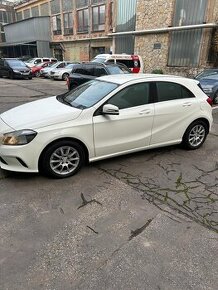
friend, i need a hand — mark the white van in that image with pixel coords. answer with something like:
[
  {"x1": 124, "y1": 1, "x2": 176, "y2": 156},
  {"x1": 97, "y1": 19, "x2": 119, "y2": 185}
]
[{"x1": 91, "y1": 54, "x2": 143, "y2": 73}]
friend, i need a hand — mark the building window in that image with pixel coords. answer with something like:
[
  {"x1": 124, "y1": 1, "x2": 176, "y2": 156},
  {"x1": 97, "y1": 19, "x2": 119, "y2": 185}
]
[
  {"x1": 40, "y1": 3, "x2": 49, "y2": 16},
  {"x1": 51, "y1": 0, "x2": 60, "y2": 15},
  {"x1": 168, "y1": 0, "x2": 208, "y2": 67},
  {"x1": 23, "y1": 9, "x2": 30, "y2": 19},
  {"x1": 77, "y1": 9, "x2": 89, "y2": 33},
  {"x1": 0, "y1": 10, "x2": 13, "y2": 24},
  {"x1": 92, "y1": 5, "x2": 105, "y2": 31},
  {"x1": 91, "y1": 0, "x2": 105, "y2": 4},
  {"x1": 16, "y1": 11, "x2": 23, "y2": 21},
  {"x1": 31, "y1": 6, "x2": 39, "y2": 17},
  {"x1": 64, "y1": 12, "x2": 73, "y2": 35},
  {"x1": 76, "y1": 0, "x2": 88, "y2": 8},
  {"x1": 52, "y1": 15, "x2": 62, "y2": 35},
  {"x1": 62, "y1": 0, "x2": 73, "y2": 12}
]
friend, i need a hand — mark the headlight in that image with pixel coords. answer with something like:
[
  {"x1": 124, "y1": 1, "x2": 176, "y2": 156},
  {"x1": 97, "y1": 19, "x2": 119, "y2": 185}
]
[
  {"x1": 13, "y1": 70, "x2": 21, "y2": 74},
  {"x1": 0, "y1": 130, "x2": 37, "y2": 145}
]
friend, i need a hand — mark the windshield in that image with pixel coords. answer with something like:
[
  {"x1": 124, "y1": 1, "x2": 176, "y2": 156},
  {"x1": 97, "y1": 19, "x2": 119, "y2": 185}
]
[
  {"x1": 91, "y1": 57, "x2": 106, "y2": 63},
  {"x1": 107, "y1": 65, "x2": 130, "y2": 74},
  {"x1": 26, "y1": 58, "x2": 35, "y2": 63},
  {"x1": 65, "y1": 64, "x2": 75, "y2": 69},
  {"x1": 196, "y1": 70, "x2": 218, "y2": 80},
  {"x1": 7, "y1": 60, "x2": 27, "y2": 67},
  {"x1": 59, "y1": 80, "x2": 118, "y2": 109}
]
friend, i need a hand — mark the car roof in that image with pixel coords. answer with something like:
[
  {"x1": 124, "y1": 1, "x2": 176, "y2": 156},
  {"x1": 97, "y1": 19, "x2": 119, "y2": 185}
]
[{"x1": 97, "y1": 74, "x2": 198, "y2": 85}]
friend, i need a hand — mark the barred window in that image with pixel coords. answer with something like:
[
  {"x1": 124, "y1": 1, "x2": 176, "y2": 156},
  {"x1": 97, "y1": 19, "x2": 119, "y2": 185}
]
[
  {"x1": 52, "y1": 14, "x2": 62, "y2": 35},
  {"x1": 51, "y1": 0, "x2": 60, "y2": 14},
  {"x1": 23, "y1": 9, "x2": 30, "y2": 19},
  {"x1": 92, "y1": 5, "x2": 105, "y2": 31},
  {"x1": 16, "y1": 11, "x2": 23, "y2": 21},
  {"x1": 31, "y1": 6, "x2": 39, "y2": 17},
  {"x1": 64, "y1": 12, "x2": 73, "y2": 35}
]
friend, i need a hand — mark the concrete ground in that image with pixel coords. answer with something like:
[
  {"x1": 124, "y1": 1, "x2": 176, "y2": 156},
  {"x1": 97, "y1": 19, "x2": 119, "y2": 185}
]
[{"x1": 0, "y1": 77, "x2": 218, "y2": 290}]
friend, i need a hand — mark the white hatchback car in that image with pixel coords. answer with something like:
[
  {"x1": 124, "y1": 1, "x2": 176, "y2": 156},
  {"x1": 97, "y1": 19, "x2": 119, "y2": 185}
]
[{"x1": 0, "y1": 74, "x2": 213, "y2": 178}]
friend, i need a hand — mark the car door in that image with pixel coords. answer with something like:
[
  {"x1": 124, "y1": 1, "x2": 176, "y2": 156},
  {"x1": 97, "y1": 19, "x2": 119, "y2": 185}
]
[
  {"x1": 150, "y1": 81, "x2": 199, "y2": 146},
  {"x1": 93, "y1": 82, "x2": 154, "y2": 157}
]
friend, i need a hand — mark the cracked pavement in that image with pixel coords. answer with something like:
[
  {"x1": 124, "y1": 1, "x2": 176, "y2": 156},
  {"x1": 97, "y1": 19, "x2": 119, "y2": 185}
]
[{"x1": 0, "y1": 77, "x2": 218, "y2": 289}]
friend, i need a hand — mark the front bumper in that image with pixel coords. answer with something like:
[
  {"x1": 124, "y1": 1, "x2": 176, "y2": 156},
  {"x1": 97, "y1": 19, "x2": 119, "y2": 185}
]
[{"x1": 50, "y1": 73, "x2": 62, "y2": 80}]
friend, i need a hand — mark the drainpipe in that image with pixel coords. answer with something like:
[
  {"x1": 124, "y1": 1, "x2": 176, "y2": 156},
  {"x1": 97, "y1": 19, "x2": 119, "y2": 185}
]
[{"x1": 108, "y1": 23, "x2": 218, "y2": 37}]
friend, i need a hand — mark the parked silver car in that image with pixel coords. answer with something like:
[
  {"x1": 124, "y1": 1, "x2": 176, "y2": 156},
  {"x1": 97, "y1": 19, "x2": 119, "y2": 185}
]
[
  {"x1": 40, "y1": 61, "x2": 72, "y2": 78},
  {"x1": 50, "y1": 63, "x2": 80, "y2": 80}
]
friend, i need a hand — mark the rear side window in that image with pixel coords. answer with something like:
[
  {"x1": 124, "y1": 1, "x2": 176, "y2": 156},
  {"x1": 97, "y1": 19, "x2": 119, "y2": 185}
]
[
  {"x1": 43, "y1": 58, "x2": 49, "y2": 62},
  {"x1": 156, "y1": 82, "x2": 195, "y2": 102},
  {"x1": 114, "y1": 59, "x2": 140, "y2": 68}
]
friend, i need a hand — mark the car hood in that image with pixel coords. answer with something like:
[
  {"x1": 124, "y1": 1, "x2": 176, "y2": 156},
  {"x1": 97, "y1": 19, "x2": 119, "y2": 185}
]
[
  {"x1": 1, "y1": 96, "x2": 82, "y2": 130},
  {"x1": 11, "y1": 66, "x2": 30, "y2": 71}
]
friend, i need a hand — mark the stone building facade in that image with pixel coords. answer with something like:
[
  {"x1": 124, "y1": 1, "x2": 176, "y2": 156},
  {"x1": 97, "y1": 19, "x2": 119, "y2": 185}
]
[{"x1": 134, "y1": 0, "x2": 218, "y2": 76}]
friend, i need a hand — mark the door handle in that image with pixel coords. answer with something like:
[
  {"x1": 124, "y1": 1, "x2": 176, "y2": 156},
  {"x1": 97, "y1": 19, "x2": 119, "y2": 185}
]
[
  {"x1": 182, "y1": 102, "x2": 192, "y2": 107},
  {"x1": 139, "y1": 109, "x2": 151, "y2": 115}
]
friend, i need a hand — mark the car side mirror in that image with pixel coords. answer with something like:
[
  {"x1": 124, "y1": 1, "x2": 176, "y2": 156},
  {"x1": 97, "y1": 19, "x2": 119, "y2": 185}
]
[{"x1": 102, "y1": 104, "x2": 119, "y2": 115}]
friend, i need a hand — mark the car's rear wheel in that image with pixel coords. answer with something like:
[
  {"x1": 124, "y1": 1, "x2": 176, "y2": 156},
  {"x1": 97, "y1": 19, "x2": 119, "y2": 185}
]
[
  {"x1": 62, "y1": 73, "x2": 69, "y2": 81},
  {"x1": 182, "y1": 120, "x2": 208, "y2": 149},
  {"x1": 35, "y1": 71, "x2": 40, "y2": 77},
  {"x1": 39, "y1": 140, "x2": 85, "y2": 178}
]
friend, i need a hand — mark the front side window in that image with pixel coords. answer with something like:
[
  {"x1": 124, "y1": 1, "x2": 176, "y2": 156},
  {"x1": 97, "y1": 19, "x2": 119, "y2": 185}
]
[
  {"x1": 107, "y1": 83, "x2": 150, "y2": 109},
  {"x1": 156, "y1": 82, "x2": 195, "y2": 102},
  {"x1": 77, "y1": 9, "x2": 89, "y2": 32},
  {"x1": 92, "y1": 5, "x2": 105, "y2": 31},
  {"x1": 52, "y1": 15, "x2": 62, "y2": 35},
  {"x1": 64, "y1": 12, "x2": 73, "y2": 35},
  {"x1": 60, "y1": 80, "x2": 118, "y2": 109}
]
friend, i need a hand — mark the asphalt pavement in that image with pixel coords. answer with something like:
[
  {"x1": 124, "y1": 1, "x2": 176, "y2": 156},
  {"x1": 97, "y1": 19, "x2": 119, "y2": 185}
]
[{"x1": 0, "y1": 77, "x2": 218, "y2": 290}]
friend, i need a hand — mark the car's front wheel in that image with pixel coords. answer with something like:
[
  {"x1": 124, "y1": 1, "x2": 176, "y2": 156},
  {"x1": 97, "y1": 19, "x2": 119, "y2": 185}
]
[
  {"x1": 182, "y1": 120, "x2": 208, "y2": 150},
  {"x1": 62, "y1": 73, "x2": 69, "y2": 81},
  {"x1": 39, "y1": 140, "x2": 85, "y2": 178}
]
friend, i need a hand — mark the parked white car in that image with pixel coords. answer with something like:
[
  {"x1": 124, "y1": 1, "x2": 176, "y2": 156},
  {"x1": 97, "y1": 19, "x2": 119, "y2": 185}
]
[
  {"x1": 40, "y1": 61, "x2": 72, "y2": 78},
  {"x1": 50, "y1": 63, "x2": 79, "y2": 80},
  {"x1": 0, "y1": 74, "x2": 213, "y2": 178},
  {"x1": 25, "y1": 57, "x2": 57, "y2": 68}
]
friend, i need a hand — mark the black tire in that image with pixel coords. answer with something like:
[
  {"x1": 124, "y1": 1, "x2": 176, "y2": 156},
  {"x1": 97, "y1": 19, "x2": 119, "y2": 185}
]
[
  {"x1": 9, "y1": 72, "x2": 14, "y2": 79},
  {"x1": 62, "y1": 73, "x2": 69, "y2": 81},
  {"x1": 35, "y1": 71, "x2": 40, "y2": 78},
  {"x1": 28, "y1": 76, "x2": 32, "y2": 80},
  {"x1": 182, "y1": 120, "x2": 208, "y2": 150},
  {"x1": 39, "y1": 140, "x2": 85, "y2": 178}
]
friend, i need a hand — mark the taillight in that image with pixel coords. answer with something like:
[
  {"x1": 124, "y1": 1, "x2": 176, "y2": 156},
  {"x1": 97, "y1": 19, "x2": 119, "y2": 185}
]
[
  {"x1": 206, "y1": 97, "x2": 213, "y2": 106},
  {"x1": 132, "y1": 67, "x2": 140, "y2": 73},
  {"x1": 66, "y1": 77, "x2": 69, "y2": 87}
]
